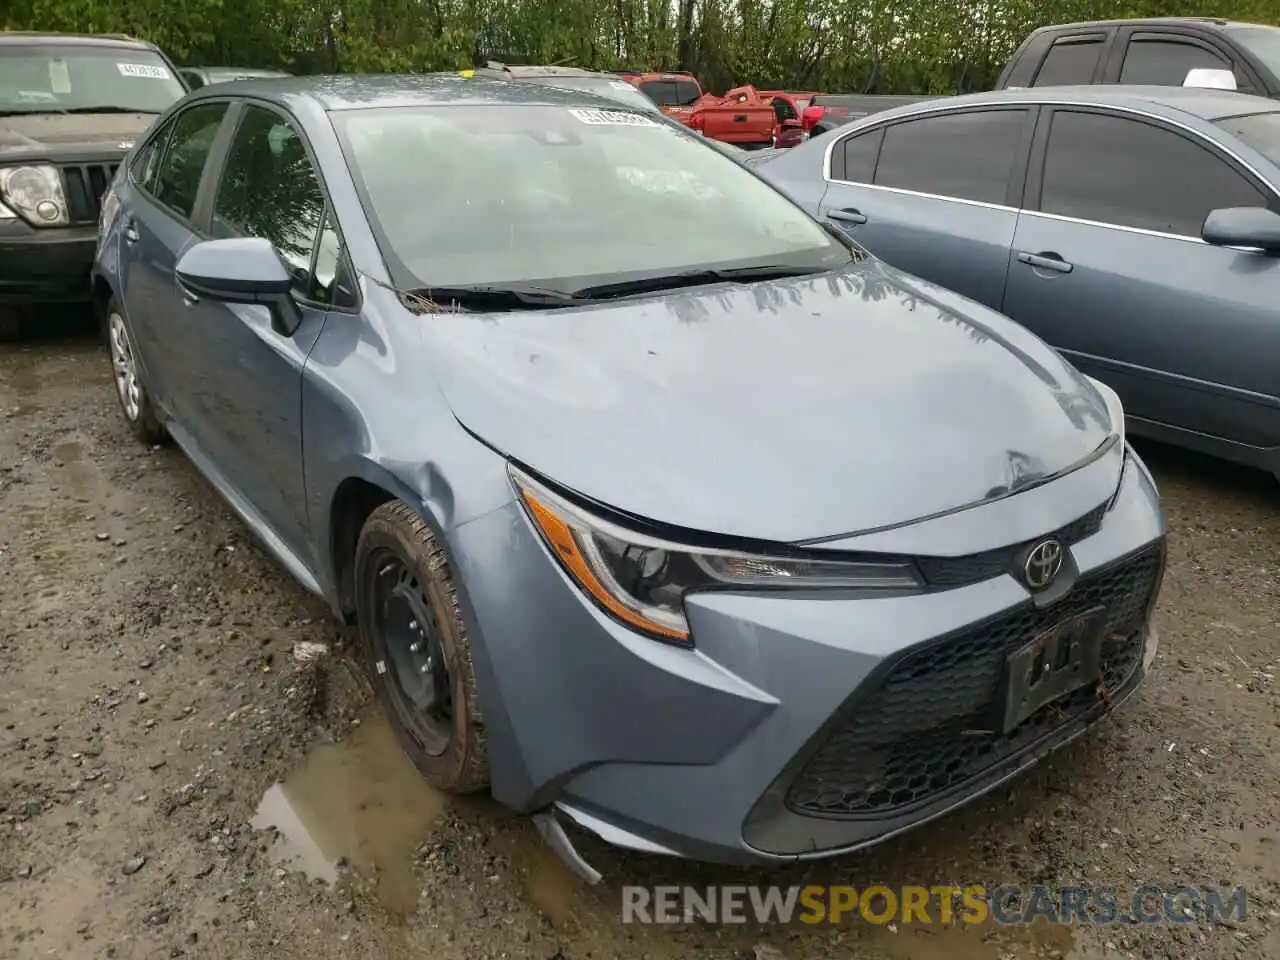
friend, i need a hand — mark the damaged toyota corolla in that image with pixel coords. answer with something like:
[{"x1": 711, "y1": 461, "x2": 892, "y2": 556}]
[{"x1": 92, "y1": 75, "x2": 1166, "y2": 880}]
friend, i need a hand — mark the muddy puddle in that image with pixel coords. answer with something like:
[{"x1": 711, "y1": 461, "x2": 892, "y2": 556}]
[{"x1": 251, "y1": 714, "x2": 447, "y2": 916}]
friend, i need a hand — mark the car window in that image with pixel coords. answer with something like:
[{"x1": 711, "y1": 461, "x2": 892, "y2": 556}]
[
  {"x1": 335, "y1": 104, "x2": 850, "y2": 292},
  {"x1": 0, "y1": 43, "x2": 185, "y2": 115},
  {"x1": 772, "y1": 98, "x2": 797, "y2": 122},
  {"x1": 1119, "y1": 38, "x2": 1230, "y2": 85},
  {"x1": 831, "y1": 128, "x2": 883, "y2": 183},
  {"x1": 1038, "y1": 110, "x2": 1268, "y2": 237},
  {"x1": 180, "y1": 69, "x2": 205, "y2": 90},
  {"x1": 638, "y1": 81, "x2": 676, "y2": 106},
  {"x1": 1214, "y1": 111, "x2": 1280, "y2": 167},
  {"x1": 1032, "y1": 38, "x2": 1104, "y2": 86},
  {"x1": 150, "y1": 102, "x2": 228, "y2": 220},
  {"x1": 311, "y1": 208, "x2": 359, "y2": 308},
  {"x1": 873, "y1": 109, "x2": 1027, "y2": 205},
  {"x1": 210, "y1": 105, "x2": 330, "y2": 301},
  {"x1": 130, "y1": 118, "x2": 175, "y2": 191},
  {"x1": 672, "y1": 81, "x2": 702, "y2": 105}
]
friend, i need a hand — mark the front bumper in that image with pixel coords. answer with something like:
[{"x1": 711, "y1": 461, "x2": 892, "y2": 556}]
[
  {"x1": 0, "y1": 220, "x2": 99, "y2": 303},
  {"x1": 450, "y1": 443, "x2": 1165, "y2": 865}
]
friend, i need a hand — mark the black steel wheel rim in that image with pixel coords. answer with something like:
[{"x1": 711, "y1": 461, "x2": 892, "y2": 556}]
[{"x1": 367, "y1": 548, "x2": 454, "y2": 756}]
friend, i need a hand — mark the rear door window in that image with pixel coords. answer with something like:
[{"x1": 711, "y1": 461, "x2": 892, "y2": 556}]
[
  {"x1": 1032, "y1": 37, "x2": 1105, "y2": 86},
  {"x1": 672, "y1": 80, "x2": 702, "y2": 105},
  {"x1": 1037, "y1": 109, "x2": 1268, "y2": 236},
  {"x1": 1119, "y1": 37, "x2": 1231, "y2": 85},
  {"x1": 873, "y1": 109, "x2": 1028, "y2": 205},
  {"x1": 149, "y1": 101, "x2": 228, "y2": 220}
]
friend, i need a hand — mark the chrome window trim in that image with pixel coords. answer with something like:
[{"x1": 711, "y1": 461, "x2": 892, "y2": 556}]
[{"x1": 820, "y1": 97, "x2": 1280, "y2": 240}]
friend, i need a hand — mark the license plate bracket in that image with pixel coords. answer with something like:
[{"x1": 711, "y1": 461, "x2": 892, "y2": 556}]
[{"x1": 1001, "y1": 606, "x2": 1106, "y2": 734}]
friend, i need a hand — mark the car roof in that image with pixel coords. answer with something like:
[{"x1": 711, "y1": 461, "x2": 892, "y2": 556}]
[
  {"x1": 0, "y1": 31, "x2": 157, "y2": 50},
  {"x1": 865, "y1": 85, "x2": 1280, "y2": 125},
  {"x1": 186, "y1": 72, "x2": 653, "y2": 112},
  {"x1": 1027, "y1": 17, "x2": 1244, "y2": 32},
  {"x1": 476, "y1": 64, "x2": 611, "y2": 79}
]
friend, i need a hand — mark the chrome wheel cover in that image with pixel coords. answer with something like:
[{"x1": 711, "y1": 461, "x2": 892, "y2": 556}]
[{"x1": 108, "y1": 312, "x2": 141, "y2": 422}]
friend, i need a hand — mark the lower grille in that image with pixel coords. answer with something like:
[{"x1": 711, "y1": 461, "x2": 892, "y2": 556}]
[
  {"x1": 59, "y1": 162, "x2": 120, "y2": 224},
  {"x1": 785, "y1": 542, "x2": 1163, "y2": 820}
]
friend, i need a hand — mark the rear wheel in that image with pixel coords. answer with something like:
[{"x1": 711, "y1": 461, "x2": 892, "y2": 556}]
[
  {"x1": 354, "y1": 501, "x2": 489, "y2": 793},
  {"x1": 105, "y1": 299, "x2": 166, "y2": 444}
]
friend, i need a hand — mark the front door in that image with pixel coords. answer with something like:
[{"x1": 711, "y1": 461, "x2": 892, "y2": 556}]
[
  {"x1": 1002, "y1": 106, "x2": 1280, "y2": 451},
  {"x1": 180, "y1": 102, "x2": 340, "y2": 555},
  {"x1": 818, "y1": 107, "x2": 1033, "y2": 309}
]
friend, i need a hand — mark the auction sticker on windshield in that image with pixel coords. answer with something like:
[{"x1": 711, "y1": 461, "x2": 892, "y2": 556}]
[
  {"x1": 117, "y1": 63, "x2": 172, "y2": 80},
  {"x1": 569, "y1": 108, "x2": 658, "y2": 126},
  {"x1": 48, "y1": 59, "x2": 73, "y2": 94}
]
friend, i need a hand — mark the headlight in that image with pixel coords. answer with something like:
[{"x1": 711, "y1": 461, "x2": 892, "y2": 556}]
[
  {"x1": 511, "y1": 467, "x2": 921, "y2": 645},
  {"x1": 0, "y1": 165, "x2": 69, "y2": 226}
]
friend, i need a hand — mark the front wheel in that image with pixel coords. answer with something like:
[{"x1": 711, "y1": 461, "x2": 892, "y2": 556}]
[
  {"x1": 105, "y1": 299, "x2": 166, "y2": 444},
  {"x1": 353, "y1": 501, "x2": 489, "y2": 794}
]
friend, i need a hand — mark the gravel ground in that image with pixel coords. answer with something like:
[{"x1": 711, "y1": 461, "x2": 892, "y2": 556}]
[{"x1": 1, "y1": 315, "x2": 1277, "y2": 960}]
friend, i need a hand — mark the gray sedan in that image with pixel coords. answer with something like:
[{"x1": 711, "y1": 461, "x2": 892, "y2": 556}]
[
  {"x1": 92, "y1": 75, "x2": 1165, "y2": 876},
  {"x1": 756, "y1": 85, "x2": 1280, "y2": 483}
]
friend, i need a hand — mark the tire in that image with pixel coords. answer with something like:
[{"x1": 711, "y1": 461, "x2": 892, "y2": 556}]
[
  {"x1": 104, "y1": 297, "x2": 167, "y2": 444},
  {"x1": 354, "y1": 500, "x2": 489, "y2": 793}
]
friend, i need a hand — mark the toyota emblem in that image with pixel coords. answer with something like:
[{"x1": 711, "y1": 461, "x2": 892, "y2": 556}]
[{"x1": 1023, "y1": 539, "x2": 1064, "y2": 590}]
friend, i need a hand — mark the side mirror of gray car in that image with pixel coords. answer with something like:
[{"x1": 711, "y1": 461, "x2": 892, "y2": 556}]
[
  {"x1": 1201, "y1": 206, "x2": 1280, "y2": 253},
  {"x1": 175, "y1": 237, "x2": 302, "y2": 335}
]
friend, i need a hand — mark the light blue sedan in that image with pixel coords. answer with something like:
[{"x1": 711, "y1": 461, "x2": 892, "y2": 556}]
[{"x1": 92, "y1": 74, "x2": 1165, "y2": 878}]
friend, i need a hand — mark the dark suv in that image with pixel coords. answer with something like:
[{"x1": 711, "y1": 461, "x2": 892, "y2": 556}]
[{"x1": 0, "y1": 31, "x2": 187, "y2": 338}]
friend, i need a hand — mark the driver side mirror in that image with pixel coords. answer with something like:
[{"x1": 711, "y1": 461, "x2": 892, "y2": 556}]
[
  {"x1": 175, "y1": 237, "x2": 302, "y2": 335},
  {"x1": 1183, "y1": 67, "x2": 1237, "y2": 91},
  {"x1": 1202, "y1": 206, "x2": 1280, "y2": 253}
]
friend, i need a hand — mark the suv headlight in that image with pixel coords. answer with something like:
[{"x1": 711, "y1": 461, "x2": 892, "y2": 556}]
[
  {"x1": 0, "y1": 165, "x2": 69, "y2": 227},
  {"x1": 512, "y1": 466, "x2": 921, "y2": 645}
]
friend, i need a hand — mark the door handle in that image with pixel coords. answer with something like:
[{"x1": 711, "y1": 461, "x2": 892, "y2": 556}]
[
  {"x1": 827, "y1": 208, "x2": 868, "y2": 226},
  {"x1": 1017, "y1": 251, "x2": 1073, "y2": 274},
  {"x1": 123, "y1": 220, "x2": 140, "y2": 244}
]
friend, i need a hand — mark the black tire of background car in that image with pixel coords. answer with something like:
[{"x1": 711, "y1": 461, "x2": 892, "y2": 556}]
[
  {"x1": 104, "y1": 296, "x2": 168, "y2": 445},
  {"x1": 354, "y1": 501, "x2": 490, "y2": 793}
]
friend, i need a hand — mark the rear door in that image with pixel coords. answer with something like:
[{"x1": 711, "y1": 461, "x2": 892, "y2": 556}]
[
  {"x1": 1002, "y1": 106, "x2": 1280, "y2": 452},
  {"x1": 818, "y1": 106, "x2": 1035, "y2": 308},
  {"x1": 117, "y1": 100, "x2": 233, "y2": 422}
]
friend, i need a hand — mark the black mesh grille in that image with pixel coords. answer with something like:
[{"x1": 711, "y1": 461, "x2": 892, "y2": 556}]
[
  {"x1": 785, "y1": 542, "x2": 1163, "y2": 820},
  {"x1": 915, "y1": 503, "x2": 1107, "y2": 589},
  {"x1": 59, "y1": 162, "x2": 119, "y2": 224}
]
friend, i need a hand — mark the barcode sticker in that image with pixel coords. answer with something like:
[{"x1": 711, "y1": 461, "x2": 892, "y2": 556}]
[
  {"x1": 569, "y1": 108, "x2": 658, "y2": 127},
  {"x1": 117, "y1": 62, "x2": 172, "y2": 80}
]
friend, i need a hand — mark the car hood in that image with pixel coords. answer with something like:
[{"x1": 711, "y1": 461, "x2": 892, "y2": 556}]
[
  {"x1": 0, "y1": 113, "x2": 155, "y2": 155},
  {"x1": 418, "y1": 260, "x2": 1116, "y2": 544}
]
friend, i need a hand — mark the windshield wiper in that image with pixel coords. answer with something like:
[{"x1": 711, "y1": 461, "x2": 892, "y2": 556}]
[
  {"x1": 406, "y1": 284, "x2": 581, "y2": 312},
  {"x1": 569, "y1": 264, "x2": 831, "y2": 300},
  {"x1": 61, "y1": 106, "x2": 161, "y2": 115}
]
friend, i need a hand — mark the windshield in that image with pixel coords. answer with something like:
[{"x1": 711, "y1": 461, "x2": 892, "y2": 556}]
[
  {"x1": 639, "y1": 80, "x2": 702, "y2": 107},
  {"x1": 1225, "y1": 25, "x2": 1280, "y2": 79},
  {"x1": 337, "y1": 104, "x2": 849, "y2": 292},
  {"x1": 0, "y1": 45, "x2": 185, "y2": 114},
  {"x1": 1215, "y1": 111, "x2": 1280, "y2": 166},
  {"x1": 526, "y1": 76, "x2": 661, "y2": 114}
]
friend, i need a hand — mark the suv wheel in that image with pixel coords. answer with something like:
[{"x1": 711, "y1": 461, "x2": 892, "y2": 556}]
[
  {"x1": 354, "y1": 501, "x2": 489, "y2": 794},
  {"x1": 105, "y1": 300, "x2": 166, "y2": 444}
]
